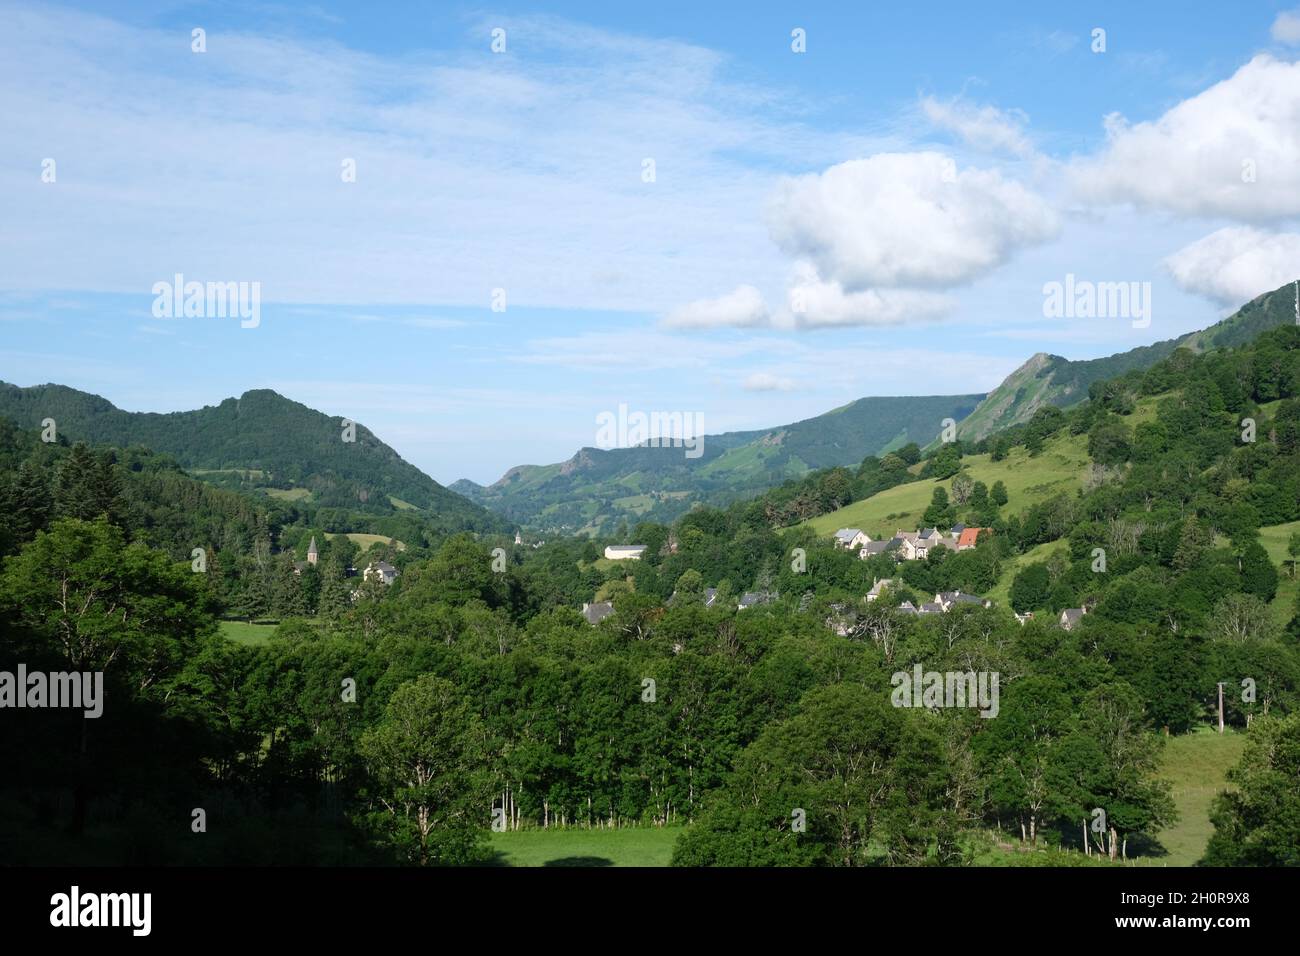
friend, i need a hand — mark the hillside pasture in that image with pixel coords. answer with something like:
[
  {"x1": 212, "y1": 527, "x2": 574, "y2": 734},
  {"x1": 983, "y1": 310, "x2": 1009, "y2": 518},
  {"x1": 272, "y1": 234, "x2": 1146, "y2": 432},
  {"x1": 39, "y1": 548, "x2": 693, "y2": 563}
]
[{"x1": 805, "y1": 431, "x2": 1090, "y2": 539}]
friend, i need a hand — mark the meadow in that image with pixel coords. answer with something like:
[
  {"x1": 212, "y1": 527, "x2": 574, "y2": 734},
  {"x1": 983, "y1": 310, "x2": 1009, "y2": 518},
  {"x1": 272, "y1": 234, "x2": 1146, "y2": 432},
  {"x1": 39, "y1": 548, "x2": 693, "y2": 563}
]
[
  {"x1": 488, "y1": 826, "x2": 680, "y2": 867},
  {"x1": 805, "y1": 431, "x2": 1090, "y2": 540}
]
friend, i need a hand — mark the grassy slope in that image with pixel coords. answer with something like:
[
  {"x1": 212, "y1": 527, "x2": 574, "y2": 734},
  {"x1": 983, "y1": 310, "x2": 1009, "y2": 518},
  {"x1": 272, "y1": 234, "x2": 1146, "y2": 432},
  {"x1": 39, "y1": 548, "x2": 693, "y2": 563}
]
[
  {"x1": 1258, "y1": 520, "x2": 1300, "y2": 628},
  {"x1": 218, "y1": 620, "x2": 279, "y2": 646},
  {"x1": 1138, "y1": 727, "x2": 1245, "y2": 867},
  {"x1": 805, "y1": 431, "x2": 1090, "y2": 539},
  {"x1": 487, "y1": 827, "x2": 680, "y2": 867},
  {"x1": 324, "y1": 532, "x2": 406, "y2": 553},
  {"x1": 987, "y1": 539, "x2": 1070, "y2": 606}
]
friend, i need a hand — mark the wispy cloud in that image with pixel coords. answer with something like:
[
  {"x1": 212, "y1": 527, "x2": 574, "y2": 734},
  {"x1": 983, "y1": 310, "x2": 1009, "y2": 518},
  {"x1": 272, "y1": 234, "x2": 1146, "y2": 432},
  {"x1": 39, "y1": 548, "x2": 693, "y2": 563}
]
[{"x1": 0, "y1": 5, "x2": 892, "y2": 314}]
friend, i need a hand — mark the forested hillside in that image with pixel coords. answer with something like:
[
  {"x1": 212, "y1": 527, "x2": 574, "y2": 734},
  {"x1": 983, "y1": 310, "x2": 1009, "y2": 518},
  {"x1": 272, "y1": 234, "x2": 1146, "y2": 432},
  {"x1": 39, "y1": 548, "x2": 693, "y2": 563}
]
[
  {"x1": 955, "y1": 280, "x2": 1299, "y2": 442},
  {"x1": 3, "y1": 323, "x2": 1299, "y2": 867},
  {"x1": 455, "y1": 393, "x2": 983, "y2": 534},
  {"x1": 0, "y1": 383, "x2": 503, "y2": 534}
]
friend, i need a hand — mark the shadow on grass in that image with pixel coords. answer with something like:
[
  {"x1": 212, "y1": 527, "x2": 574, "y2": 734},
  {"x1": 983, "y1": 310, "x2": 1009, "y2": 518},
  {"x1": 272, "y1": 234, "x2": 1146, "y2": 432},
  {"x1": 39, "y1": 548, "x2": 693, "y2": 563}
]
[{"x1": 542, "y1": 856, "x2": 615, "y2": 867}]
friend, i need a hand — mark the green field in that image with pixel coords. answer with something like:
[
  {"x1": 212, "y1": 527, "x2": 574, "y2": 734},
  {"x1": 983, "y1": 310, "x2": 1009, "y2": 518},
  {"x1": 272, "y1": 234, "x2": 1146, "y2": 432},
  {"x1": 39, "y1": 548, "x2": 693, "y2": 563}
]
[
  {"x1": 1258, "y1": 520, "x2": 1300, "y2": 628},
  {"x1": 488, "y1": 827, "x2": 680, "y2": 867},
  {"x1": 265, "y1": 487, "x2": 312, "y2": 502},
  {"x1": 324, "y1": 532, "x2": 406, "y2": 552},
  {"x1": 218, "y1": 619, "x2": 279, "y2": 646},
  {"x1": 805, "y1": 431, "x2": 1090, "y2": 539},
  {"x1": 1139, "y1": 727, "x2": 1245, "y2": 866}
]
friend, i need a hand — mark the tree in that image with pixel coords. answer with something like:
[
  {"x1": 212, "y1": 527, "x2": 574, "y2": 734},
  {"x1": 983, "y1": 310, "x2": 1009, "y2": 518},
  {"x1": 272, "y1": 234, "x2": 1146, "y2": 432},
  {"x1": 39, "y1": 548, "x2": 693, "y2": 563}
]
[
  {"x1": 951, "y1": 473, "x2": 974, "y2": 506},
  {"x1": 1202, "y1": 713, "x2": 1300, "y2": 866},
  {"x1": 359, "y1": 675, "x2": 490, "y2": 865},
  {"x1": 1240, "y1": 541, "x2": 1278, "y2": 602},
  {"x1": 923, "y1": 487, "x2": 955, "y2": 527},
  {"x1": 54, "y1": 443, "x2": 102, "y2": 520},
  {"x1": 1009, "y1": 562, "x2": 1051, "y2": 612},
  {"x1": 0, "y1": 517, "x2": 214, "y2": 835},
  {"x1": 975, "y1": 676, "x2": 1072, "y2": 845},
  {"x1": 672, "y1": 685, "x2": 958, "y2": 866},
  {"x1": 1076, "y1": 684, "x2": 1176, "y2": 859},
  {"x1": 896, "y1": 442, "x2": 921, "y2": 466},
  {"x1": 673, "y1": 569, "x2": 705, "y2": 603},
  {"x1": 990, "y1": 481, "x2": 1009, "y2": 507},
  {"x1": 928, "y1": 444, "x2": 962, "y2": 480},
  {"x1": 1088, "y1": 417, "x2": 1132, "y2": 466},
  {"x1": 1287, "y1": 532, "x2": 1300, "y2": 579},
  {"x1": 5, "y1": 461, "x2": 52, "y2": 545},
  {"x1": 1206, "y1": 593, "x2": 1276, "y2": 644},
  {"x1": 403, "y1": 534, "x2": 497, "y2": 607}
]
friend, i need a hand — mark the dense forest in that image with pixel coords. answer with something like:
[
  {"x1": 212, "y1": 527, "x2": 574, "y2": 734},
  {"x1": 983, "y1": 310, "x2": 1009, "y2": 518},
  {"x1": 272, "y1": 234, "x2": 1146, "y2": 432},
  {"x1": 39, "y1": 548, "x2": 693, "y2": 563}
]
[
  {"x1": 2, "y1": 326, "x2": 1300, "y2": 866},
  {"x1": 0, "y1": 383, "x2": 503, "y2": 533}
]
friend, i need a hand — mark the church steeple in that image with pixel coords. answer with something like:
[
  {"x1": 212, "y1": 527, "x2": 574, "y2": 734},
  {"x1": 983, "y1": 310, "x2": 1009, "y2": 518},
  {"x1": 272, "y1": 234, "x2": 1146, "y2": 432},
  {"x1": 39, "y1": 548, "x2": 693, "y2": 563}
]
[{"x1": 307, "y1": 536, "x2": 319, "y2": 565}]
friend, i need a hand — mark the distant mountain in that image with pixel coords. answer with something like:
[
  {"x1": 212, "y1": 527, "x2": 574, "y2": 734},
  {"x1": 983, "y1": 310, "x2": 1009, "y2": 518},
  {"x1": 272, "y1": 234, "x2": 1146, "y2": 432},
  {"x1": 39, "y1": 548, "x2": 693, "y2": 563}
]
[
  {"x1": 956, "y1": 280, "x2": 1300, "y2": 443},
  {"x1": 0, "y1": 384, "x2": 503, "y2": 533},
  {"x1": 456, "y1": 394, "x2": 984, "y2": 534}
]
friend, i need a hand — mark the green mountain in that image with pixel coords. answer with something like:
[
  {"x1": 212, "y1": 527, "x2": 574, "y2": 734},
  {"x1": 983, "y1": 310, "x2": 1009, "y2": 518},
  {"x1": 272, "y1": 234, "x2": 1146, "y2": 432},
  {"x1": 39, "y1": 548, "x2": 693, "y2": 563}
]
[
  {"x1": 0, "y1": 383, "x2": 502, "y2": 533},
  {"x1": 956, "y1": 280, "x2": 1300, "y2": 443},
  {"x1": 454, "y1": 393, "x2": 984, "y2": 534}
]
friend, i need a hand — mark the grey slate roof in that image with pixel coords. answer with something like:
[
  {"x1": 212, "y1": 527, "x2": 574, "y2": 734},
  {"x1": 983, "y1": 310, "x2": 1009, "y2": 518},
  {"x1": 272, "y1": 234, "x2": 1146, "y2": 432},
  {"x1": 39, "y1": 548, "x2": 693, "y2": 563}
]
[
  {"x1": 1060, "y1": 608, "x2": 1086, "y2": 628},
  {"x1": 583, "y1": 602, "x2": 615, "y2": 625},
  {"x1": 738, "y1": 590, "x2": 776, "y2": 609}
]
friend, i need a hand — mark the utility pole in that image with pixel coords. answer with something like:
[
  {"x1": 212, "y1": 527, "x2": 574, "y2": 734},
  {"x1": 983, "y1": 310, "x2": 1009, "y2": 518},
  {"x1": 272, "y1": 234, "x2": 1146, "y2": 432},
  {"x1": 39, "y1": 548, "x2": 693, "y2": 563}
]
[{"x1": 1217, "y1": 682, "x2": 1225, "y2": 734}]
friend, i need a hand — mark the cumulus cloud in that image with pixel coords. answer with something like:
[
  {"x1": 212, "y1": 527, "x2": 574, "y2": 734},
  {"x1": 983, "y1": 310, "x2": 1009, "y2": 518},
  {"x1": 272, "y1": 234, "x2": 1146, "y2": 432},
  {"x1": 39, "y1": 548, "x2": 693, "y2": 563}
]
[
  {"x1": 1069, "y1": 55, "x2": 1300, "y2": 221},
  {"x1": 767, "y1": 152, "x2": 1058, "y2": 291},
  {"x1": 662, "y1": 284, "x2": 770, "y2": 329},
  {"x1": 920, "y1": 96, "x2": 1034, "y2": 157},
  {"x1": 786, "y1": 265, "x2": 953, "y2": 328},
  {"x1": 1273, "y1": 10, "x2": 1300, "y2": 45},
  {"x1": 1164, "y1": 226, "x2": 1300, "y2": 305},
  {"x1": 742, "y1": 372, "x2": 796, "y2": 392}
]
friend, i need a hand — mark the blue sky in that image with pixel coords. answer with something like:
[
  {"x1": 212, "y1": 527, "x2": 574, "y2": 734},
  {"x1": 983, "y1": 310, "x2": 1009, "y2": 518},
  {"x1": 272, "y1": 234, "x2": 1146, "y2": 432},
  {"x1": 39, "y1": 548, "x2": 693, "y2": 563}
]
[{"x1": 4, "y1": 2, "x2": 1300, "y2": 484}]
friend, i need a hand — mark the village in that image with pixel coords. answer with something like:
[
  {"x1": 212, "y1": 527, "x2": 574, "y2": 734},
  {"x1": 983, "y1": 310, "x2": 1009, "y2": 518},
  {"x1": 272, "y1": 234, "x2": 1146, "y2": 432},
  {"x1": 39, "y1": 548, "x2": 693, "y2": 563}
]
[
  {"x1": 833, "y1": 525, "x2": 1088, "y2": 627},
  {"x1": 575, "y1": 525, "x2": 1089, "y2": 629}
]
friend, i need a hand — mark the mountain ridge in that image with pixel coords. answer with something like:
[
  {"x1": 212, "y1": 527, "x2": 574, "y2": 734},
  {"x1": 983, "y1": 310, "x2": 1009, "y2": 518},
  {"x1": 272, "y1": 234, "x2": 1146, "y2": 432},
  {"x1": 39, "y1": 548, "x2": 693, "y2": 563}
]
[
  {"x1": 0, "y1": 382, "x2": 503, "y2": 533},
  {"x1": 955, "y1": 280, "x2": 1300, "y2": 442},
  {"x1": 455, "y1": 393, "x2": 985, "y2": 533}
]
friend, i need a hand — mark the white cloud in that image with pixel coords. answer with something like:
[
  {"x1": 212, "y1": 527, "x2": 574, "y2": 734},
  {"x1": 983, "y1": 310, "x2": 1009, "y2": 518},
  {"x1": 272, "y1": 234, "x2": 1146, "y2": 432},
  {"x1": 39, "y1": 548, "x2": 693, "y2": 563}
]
[
  {"x1": 786, "y1": 265, "x2": 953, "y2": 328},
  {"x1": 1272, "y1": 10, "x2": 1300, "y2": 45},
  {"x1": 1164, "y1": 226, "x2": 1300, "y2": 305},
  {"x1": 742, "y1": 372, "x2": 796, "y2": 392},
  {"x1": 1069, "y1": 55, "x2": 1300, "y2": 221},
  {"x1": 920, "y1": 96, "x2": 1034, "y2": 157},
  {"x1": 767, "y1": 152, "x2": 1058, "y2": 291},
  {"x1": 662, "y1": 285, "x2": 769, "y2": 329}
]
